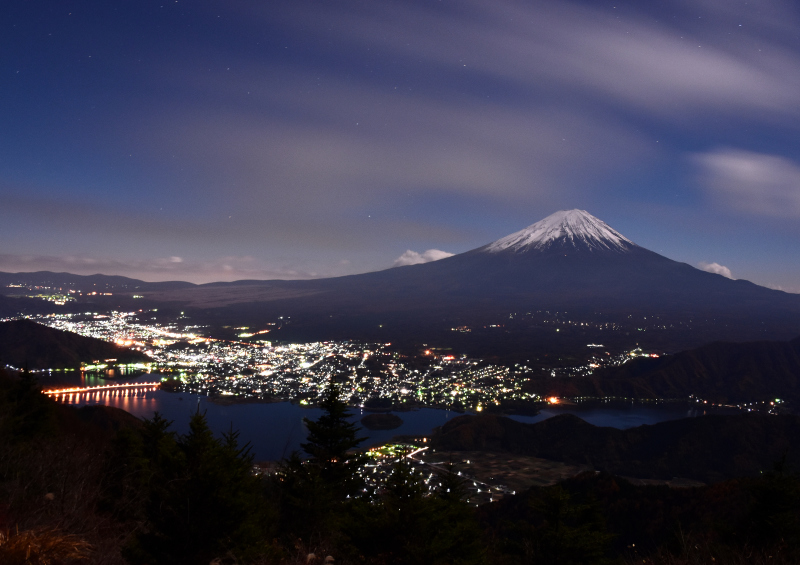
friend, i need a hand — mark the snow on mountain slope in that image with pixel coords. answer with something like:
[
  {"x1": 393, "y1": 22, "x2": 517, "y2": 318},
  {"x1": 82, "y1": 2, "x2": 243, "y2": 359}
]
[{"x1": 483, "y1": 209, "x2": 636, "y2": 253}]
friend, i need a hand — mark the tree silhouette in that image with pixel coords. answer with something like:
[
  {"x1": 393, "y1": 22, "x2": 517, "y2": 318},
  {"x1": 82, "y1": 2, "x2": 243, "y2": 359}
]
[
  {"x1": 124, "y1": 410, "x2": 267, "y2": 565},
  {"x1": 300, "y1": 385, "x2": 367, "y2": 499},
  {"x1": 1, "y1": 366, "x2": 56, "y2": 441},
  {"x1": 342, "y1": 456, "x2": 484, "y2": 564},
  {"x1": 524, "y1": 485, "x2": 613, "y2": 565},
  {"x1": 749, "y1": 454, "x2": 800, "y2": 550}
]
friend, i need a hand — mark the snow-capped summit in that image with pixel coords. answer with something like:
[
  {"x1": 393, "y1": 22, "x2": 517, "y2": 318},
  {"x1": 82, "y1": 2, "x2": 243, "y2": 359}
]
[{"x1": 483, "y1": 209, "x2": 636, "y2": 253}]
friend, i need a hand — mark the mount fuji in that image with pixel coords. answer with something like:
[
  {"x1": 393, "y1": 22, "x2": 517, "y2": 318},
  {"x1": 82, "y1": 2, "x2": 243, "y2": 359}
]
[
  {"x1": 5, "y1": 210, "x2": 800, "y2": 354},
  {"x1": 125, "y1": 209, "x2": 799, "y2": 354},
  {"x1": 482, "y1": 209, "x2": 635, "y2": 253}
]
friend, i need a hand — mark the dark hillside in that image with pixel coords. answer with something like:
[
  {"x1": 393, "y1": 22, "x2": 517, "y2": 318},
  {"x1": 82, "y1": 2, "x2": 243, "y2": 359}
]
[
  {"x1": 0, "y1": 319, "x2": 150, "y2": 369},
  {"x1": 0, "y1": 294, "x2": 68, "y2": 317},
  {"x1": 432, "y1": 412, "x2": 800, "y2": 483},
  {"x1": 2, "y1": 366, "x2": 798, "y2": 563},
  {"x1": 480, "y1": 472, "x2": 762, "y2": 557},
  {"x1": 526, "y1": 336, "x2": 800, "y2": 407},
  {"x1": 0, "y1": 368, "x2": 146, "y2": 562}
]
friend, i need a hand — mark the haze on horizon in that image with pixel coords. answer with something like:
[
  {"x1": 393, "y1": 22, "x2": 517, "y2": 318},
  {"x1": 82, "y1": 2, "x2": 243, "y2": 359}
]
[{"x1": 2, "y1": 0, "x2": 800, "y2": 292}]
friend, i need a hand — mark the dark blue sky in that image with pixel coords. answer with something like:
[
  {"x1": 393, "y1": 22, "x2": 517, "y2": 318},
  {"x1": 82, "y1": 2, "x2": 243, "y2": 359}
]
[{"x1": 2, "y1": 0, "x2": 799, "y2": 290}]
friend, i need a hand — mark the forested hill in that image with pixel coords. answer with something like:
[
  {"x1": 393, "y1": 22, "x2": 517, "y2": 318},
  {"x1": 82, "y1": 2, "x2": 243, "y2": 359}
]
[
  {"x1": 431, "y1": 412, "x2": 800, "y2": 484},
  {"x1": 0, "y1": 319, "x2": 150, "y2": 369},
  {"x1": 2, "y1": 370, "x2": 799, "y2": 563},
  {"x1": 526, "y1": 336, "x2": 800, "y2": 408}
]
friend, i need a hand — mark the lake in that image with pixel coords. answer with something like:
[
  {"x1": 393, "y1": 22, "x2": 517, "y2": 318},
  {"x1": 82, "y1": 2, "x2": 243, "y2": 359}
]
[{"x1": 44, "y1": 372, "x2": 709, "y2": 461}]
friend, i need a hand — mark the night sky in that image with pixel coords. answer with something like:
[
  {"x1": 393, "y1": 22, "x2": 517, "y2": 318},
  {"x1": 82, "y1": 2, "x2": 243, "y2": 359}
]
[{"x1": 2, "y1": 1, "x2": 799, "y2": 291}]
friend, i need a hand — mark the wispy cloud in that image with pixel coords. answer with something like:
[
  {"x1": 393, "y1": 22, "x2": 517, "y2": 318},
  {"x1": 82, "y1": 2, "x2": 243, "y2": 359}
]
[
  {"x1": 129, "y1": 0, "x2": 800, "y2": 241},
  {"x1": 695, "y1": 149, "x2": 800, "y2": 217},
  {"x1": 247, "y1": 0, "x2": 800, "y2": 121},
  {"x1": 144, "y1": 74, "x2": 651, "y2": 213},
  {"x1": 3, "y1": 0, "x2": 800, "y2": 286},
  {"x1": 698, "y1": 261, "x2": 733, "y2": 279},
  {"x1": 393, "y1": 249, "x2": 454, "y2": 268},
  {"x1": 763, "y1": 282, "x2": 800, "y2": 294}
]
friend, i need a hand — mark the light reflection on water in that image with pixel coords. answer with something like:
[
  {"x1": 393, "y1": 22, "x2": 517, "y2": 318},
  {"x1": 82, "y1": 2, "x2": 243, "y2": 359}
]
[
  {"x1": 52, "y1": 379, "x2": 704, "y2": 462},
  {"x1": 37, "y1": 368, "x2": 156, "y2": 390},
  {"x1": 54, "y1": 387, "x2": 464, "y2": 462},
  {"x1": 55, "y1": 388, "x2": 159, "y2": 414}
]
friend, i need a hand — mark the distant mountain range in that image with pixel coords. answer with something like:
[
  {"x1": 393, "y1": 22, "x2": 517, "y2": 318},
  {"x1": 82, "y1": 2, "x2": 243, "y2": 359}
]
[
  {"x1": 431, "y1": 412, "x2": 800, "y2": 483},
  {"x1": 3, "y1": 210, "x2": 800, "y2": 354},
  {"x1": 0, "y1": 319, "x2": 150, "y2": 370},
  {"x1": 0, "y1": 271, "x2": 192, "y2": 292}
]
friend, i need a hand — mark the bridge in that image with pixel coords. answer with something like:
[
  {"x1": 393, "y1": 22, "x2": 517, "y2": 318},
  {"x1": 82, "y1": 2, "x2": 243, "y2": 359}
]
[{"x1": 43, "y1": 382, "x2": 161, "y2": 395}]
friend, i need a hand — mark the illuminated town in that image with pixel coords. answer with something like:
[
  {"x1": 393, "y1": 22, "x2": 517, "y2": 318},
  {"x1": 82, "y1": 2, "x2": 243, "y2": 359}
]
[
  {"x1": 11, "y1": 310, "x2": 539, "y2": 410},
  {"x1": 2, "y1": 309, "x2": 650, "y2": 410},
  {"x1": 3, "y1": 307, "x2": 782, "y2": 416}
]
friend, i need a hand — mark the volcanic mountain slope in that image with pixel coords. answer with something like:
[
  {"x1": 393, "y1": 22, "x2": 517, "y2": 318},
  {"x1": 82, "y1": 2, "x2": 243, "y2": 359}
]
[
  {"x1": 4, "y1": 210, "x2": 800, "y2": 352},
  {"x1": 163, "y1": 210, "x2": 800, "y2": 349}
]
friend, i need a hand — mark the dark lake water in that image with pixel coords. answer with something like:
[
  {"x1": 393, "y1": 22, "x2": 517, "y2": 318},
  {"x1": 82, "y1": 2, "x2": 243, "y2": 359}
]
[{"x1": 43, "y1": 372, "x2": 709, "y2": 462}]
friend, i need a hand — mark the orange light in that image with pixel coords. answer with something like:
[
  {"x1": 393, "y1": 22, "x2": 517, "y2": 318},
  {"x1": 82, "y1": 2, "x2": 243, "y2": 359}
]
[
  {"x1": 548, "y1": 397, "x2": 559, "y2": 404},
  {"x1": 42, "y1": 382, "x2": 160, "y2": 395}
]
